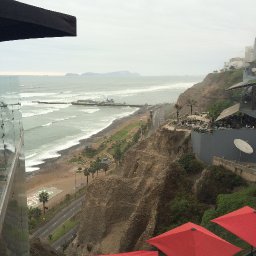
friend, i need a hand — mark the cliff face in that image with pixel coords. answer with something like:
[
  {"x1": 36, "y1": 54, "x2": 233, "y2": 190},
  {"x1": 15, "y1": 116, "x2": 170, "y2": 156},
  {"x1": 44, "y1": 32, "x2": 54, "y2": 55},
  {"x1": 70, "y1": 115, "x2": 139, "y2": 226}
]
[
  {"x1": 30, "y1": 238, "x2": 64, "y2": 256},
  {"x1": 177, "y1": 70, "x2": 243, "y2": 114},
  {"x1": 69, "y1": 128, "x2": 191, "y2": 255}
]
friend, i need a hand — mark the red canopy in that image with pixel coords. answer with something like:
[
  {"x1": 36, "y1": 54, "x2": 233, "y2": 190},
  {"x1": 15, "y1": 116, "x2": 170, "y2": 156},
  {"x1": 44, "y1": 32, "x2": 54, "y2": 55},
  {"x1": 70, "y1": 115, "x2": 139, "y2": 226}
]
[
  {"x1": 212, "y1": 206, "x2": 256, "y2": 247},
  {"x1": 98, "y1": 251, "x2": 158, "y2": 256},
  {"x1": 147, "y1": 222, "x2": 241, "y2": 256}
]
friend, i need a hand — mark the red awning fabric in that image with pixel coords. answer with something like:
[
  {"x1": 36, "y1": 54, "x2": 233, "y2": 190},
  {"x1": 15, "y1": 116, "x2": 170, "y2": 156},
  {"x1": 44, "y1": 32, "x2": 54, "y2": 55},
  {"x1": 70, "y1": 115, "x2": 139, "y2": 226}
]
[
  {"x1": 212, "y1": 206, "x2": 256, "y2": 247},
  {"x1": 98, "y1": 251, "x2": 158, "y2": 256},
  {"x1": 147, "y1": 222, "x2": 241, "y2": 256}
]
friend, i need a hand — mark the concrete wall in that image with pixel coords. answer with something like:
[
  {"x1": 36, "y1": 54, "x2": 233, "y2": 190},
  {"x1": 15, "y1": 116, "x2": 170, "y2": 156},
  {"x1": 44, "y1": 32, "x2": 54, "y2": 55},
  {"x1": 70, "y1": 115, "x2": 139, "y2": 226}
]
[
  {"x1": 213, "y1": 157, "x2": 256, "y2": 182},
  {"x1": 191, "y1": 128, "x2": 256, "y2": 164}
]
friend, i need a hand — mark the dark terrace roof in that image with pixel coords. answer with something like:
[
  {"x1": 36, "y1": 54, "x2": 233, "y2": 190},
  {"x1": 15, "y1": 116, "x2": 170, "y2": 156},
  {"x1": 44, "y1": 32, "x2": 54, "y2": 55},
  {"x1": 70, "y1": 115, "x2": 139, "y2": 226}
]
[
  {"x1": 226, "y1": 79, "x2": 256, "y2": 91},
  {"x1": 0, "y1": 0, "x2": 76, "y2": 42},
  {"x1": 215, "y1": 103, "x2": 256, "y2": 121}
]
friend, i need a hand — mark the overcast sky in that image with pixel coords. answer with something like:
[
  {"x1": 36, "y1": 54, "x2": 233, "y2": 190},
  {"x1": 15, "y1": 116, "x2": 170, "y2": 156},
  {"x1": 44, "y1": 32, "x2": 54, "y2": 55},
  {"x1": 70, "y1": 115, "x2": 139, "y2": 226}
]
[{"x1": 1, "y1": 0, "x2": 256, "y2": 76}]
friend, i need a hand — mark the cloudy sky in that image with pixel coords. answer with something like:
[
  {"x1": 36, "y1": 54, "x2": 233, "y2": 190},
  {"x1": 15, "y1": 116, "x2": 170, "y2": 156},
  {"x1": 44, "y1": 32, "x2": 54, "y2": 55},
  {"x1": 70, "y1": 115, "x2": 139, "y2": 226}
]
[{"x1": 1, "y1": 0, "x2": 256, "y2": 76}]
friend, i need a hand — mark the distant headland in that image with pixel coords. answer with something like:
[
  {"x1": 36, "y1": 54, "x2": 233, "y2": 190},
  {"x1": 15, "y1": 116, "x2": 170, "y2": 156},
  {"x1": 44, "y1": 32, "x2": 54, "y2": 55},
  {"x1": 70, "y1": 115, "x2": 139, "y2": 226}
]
[{"x1": 65, "y1": 71, "x2": 140, "y2": 77}]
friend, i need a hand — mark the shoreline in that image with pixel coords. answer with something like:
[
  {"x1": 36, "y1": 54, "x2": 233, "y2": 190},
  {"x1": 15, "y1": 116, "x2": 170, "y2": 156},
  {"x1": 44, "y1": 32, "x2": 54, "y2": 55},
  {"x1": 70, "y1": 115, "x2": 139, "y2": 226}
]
[
  {"x1": 26, "y1": 106, "x2": 151, "y2": 207},
  {"x1": 26, "y1": 106, "x2": 147, "y2": 178}
]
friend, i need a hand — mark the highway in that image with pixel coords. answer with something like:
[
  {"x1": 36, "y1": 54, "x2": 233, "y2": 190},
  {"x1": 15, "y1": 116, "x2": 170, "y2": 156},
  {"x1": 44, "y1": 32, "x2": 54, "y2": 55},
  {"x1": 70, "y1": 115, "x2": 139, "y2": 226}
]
[
  {"x1": 148, "y1": 105, "x2": 166, "y2": 135},
  {"x1": 31, "y1": 196, "x2": 83, "y2": 240},
  {"x1": 52, "y1": 225, "x2": 79, "y2": 251}
]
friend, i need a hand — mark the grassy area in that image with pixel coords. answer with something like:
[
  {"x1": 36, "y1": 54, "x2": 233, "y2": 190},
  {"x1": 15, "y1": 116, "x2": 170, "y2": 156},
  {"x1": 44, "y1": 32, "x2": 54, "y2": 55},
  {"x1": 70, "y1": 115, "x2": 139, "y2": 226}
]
[
  {"x1": 49, "y1": 217, "x2": 78, "y2": 244},
  {"x1": 29, "y1": 186, "x2": 86, "y2": 234},
  {"x1": 109, "y1": 121, "x2": 143, "y2": 142}
]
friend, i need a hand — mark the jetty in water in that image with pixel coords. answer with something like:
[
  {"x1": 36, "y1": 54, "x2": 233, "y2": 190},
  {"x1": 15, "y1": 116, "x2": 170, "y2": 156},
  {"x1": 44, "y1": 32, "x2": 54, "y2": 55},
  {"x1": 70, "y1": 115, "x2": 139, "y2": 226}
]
[{"x1": 32, "y1": 99, "x2": 148, "y2": 108}]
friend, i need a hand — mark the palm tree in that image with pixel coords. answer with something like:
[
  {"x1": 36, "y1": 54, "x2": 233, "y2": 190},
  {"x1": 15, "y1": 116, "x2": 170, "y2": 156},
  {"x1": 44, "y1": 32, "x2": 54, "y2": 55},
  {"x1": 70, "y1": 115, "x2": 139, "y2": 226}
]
[
  {"x1": 186, "y1": 99, "x2": 197, "y2": 115},
  {"x1": 77, "y1": 167, "x2": 83, "y2": 186},
  {"x1": 113, "y1": 144, "x2": 122, "y2": 165},
  {"x1": 174, "y1": 103, "x2": 182, "y2": 122},
  {"x1": 102, "y1": 163, "x2": 109, "y2": 175},
  {"x1": 83, "y1": 168, "x2": 90, "y2": 185},
  {"x1": 39, "y1": 191, "x2": 49, "y2": 215}
]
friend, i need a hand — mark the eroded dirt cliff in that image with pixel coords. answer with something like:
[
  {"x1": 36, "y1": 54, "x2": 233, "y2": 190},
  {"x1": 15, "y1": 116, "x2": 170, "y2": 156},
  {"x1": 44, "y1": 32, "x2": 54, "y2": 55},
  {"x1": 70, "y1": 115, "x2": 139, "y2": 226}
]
[
  {"x1": 68, "y1": 128, "x2": 191, "y2": 255},
  {"x1": 177, "y1": 70, "x2": 243, "y2": 114}
]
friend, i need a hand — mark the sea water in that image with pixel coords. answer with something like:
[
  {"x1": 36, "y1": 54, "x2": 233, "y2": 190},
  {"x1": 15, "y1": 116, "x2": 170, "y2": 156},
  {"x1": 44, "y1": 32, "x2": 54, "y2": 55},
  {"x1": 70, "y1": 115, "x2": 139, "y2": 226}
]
[{"x1": 0, "y1": 75, "x2": 202, "y2": 172}]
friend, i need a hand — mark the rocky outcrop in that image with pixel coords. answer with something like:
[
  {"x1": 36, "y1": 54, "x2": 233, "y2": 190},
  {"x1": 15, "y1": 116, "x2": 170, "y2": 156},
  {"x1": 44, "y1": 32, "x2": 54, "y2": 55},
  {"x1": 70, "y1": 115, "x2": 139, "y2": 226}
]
[
  {"x1": 177, "y1": 70, "x2": 243, "y2": 114},
  {"x1": 68, "y1": 128, "x2": 191, "y2": 255}
]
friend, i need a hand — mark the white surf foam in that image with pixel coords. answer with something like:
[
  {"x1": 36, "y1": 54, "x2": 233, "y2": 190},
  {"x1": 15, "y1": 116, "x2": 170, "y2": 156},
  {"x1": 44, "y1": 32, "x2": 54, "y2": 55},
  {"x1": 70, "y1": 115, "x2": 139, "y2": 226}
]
[
  {"x1": 80, "y1": 108, "x2": 100, "y2": 114},
  {"x1": 25, "y1": 108, "x2": 138, "y2": 172},
  {"x1": 22, "y1": 104, "x2": 71, "y2": 118},
  {"x1": 71, "y1": 82, "x2": 195, "y2": 100},
  {"x1": 42, "y1": 122, "x2": 52, "y2": 127},
  {"x1": 20, "y1": 92, "x2": 57, "y2": 98}
]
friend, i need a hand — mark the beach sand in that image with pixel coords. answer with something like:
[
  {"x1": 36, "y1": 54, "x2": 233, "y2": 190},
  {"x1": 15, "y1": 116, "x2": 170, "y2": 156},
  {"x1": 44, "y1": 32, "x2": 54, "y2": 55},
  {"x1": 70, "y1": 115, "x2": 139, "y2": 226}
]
[{"x1": 26, "y1": 107, "x2": 149, "y2": 208}]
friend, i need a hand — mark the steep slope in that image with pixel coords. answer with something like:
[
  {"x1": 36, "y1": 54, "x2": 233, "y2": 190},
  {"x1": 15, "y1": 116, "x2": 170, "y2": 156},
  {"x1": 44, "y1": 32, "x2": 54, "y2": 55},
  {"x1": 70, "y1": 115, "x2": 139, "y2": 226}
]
[
  {"x1": 68, "y1": 128, "x2": 191, "y2": 255},
  {"x1": 30, "y1": 238, "x2": 64, "y2": 256},
  {"x1": 177, "y1": 70, "x2": 243, "y2": 114}
]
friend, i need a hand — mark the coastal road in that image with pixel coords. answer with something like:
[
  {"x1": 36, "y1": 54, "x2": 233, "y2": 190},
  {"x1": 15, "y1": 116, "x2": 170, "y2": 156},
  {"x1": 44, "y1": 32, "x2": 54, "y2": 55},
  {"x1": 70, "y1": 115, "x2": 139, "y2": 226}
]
[
  {"x1": 31, "y1": 196, "x2": 83, "y2": 240},
  {"x1": 52, "y1": 225, "x2": 79, "y2": 251},
  {"x1": 149, "y1": 105, "x2": 166, "y2": 135}
]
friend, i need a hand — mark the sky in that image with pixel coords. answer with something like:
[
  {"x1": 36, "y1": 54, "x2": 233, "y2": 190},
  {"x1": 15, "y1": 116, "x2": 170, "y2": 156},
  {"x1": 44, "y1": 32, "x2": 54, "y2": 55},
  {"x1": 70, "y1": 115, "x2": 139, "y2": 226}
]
[{"x1": 1, "y1": 0, "x2": 256, "y2": 76}]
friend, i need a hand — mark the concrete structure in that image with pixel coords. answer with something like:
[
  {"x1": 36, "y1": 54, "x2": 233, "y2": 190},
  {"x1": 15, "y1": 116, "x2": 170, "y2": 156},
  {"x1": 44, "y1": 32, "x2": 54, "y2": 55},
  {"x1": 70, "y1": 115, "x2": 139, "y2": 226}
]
[
  {"x1": 191, "y1": 128, "x2": 256, "y2": 164},
  {"x1": 245, "y1": 46, "x2": 254, "y2": 63},
  {"x1": 213, "y1": 157, "x2": 256, "y2": 182}
]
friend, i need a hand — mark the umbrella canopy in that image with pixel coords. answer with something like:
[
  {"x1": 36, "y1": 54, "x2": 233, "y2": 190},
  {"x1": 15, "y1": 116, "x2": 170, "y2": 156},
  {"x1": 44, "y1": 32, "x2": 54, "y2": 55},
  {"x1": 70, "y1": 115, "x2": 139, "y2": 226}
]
[
  {"x1": 147, "y1": 222, "x2": 241, "y2": 256},
  {"x1": 212, "y1": 206, "x2": 256, "y2": 247},
  {"x1": 0, "y1": 0, "x2": 76, "y2": 42},
  {"x1": 98, "y1": 251, "x2": 158, "y2": 256}
]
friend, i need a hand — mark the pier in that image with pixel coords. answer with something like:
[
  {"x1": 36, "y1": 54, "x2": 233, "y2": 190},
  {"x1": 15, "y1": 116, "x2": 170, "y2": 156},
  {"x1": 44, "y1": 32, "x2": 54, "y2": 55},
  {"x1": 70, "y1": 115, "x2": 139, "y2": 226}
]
[{"x1": 32, "y1": 101, "x2": 148, "y2": 108}]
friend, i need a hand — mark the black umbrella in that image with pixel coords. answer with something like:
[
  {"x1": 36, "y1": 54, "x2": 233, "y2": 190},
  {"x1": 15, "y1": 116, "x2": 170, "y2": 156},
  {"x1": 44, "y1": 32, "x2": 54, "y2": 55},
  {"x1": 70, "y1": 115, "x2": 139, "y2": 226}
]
[{"x1": 0, "y1": 0, "x2": 76, "y2": 42}]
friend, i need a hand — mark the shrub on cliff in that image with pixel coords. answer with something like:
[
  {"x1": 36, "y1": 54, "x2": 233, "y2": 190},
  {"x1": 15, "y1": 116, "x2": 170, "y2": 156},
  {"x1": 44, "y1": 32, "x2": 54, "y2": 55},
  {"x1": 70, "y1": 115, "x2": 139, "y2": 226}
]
[
  {"x1": 196, "y1": 165, "x2": 246, "y2": 204},
  {"x1": 201, "y1": 186, "x2": 256, "y2": 249},
  {"x1": 165, "y1": 193, "x2": 208, "y2": 230},
  {"x1": 178, "y1": 153, "x2": 204, "y2": 174},
  {"x1": 208, "y1": 99, "x2": 233, "y2": 119}
]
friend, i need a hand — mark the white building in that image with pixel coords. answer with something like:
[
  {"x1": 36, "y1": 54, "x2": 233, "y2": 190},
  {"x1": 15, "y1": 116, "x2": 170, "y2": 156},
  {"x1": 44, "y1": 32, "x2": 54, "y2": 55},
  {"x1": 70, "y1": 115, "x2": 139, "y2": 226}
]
[
  {"x1": 245, "y1": 46, "x2": 255, "y2": 63},
  {"x1": 224, "y1": 57, "x2": 245, "y2": 70}
]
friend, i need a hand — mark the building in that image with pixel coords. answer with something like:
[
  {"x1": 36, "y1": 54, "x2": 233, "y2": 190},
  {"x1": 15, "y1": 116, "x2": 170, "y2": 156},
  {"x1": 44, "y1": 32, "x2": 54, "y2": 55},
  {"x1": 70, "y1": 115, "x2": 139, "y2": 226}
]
[
  {"x1": 245, "y1": 46, "x2": 255, "y2": 63},
  {"x1": 192, "y1": 39, "x2": 256, "y2": 165},
  {"x1": 0, "y1": 1, "x2": 76, "y2": 255},
  {"x1": 224, "y1": 57, "x2": 245, "y2": 70}
]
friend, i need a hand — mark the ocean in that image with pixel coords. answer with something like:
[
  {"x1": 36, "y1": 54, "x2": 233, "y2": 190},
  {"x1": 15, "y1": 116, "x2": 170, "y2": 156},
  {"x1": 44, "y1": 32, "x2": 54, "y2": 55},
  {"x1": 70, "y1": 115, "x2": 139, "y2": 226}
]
[{"x1": 0, "y1": 75, "x2": 201, "y2": 172}]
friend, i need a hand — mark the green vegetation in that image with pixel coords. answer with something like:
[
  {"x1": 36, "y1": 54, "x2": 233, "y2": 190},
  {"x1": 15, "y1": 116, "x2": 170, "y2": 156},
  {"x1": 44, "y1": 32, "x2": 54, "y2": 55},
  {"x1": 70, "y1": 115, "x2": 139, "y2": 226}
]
[
  {"x1": 109, "y1": 120, "x2": 149, "y2": 164},
  {"x1": 186, "y1": 99, "x2": 197, "y2": 115},
  {"x1": 208, "y1": 99, "x2": 233, "y2": 119},
  {"x1": 206, "y1": 69, "x2": 243, "y2": 119},
  {"x1": 85, "y1": 157, "x2": 109, "y2": 176},
  {"x1": 174, "y1": 103, "x2": 182, "y2": 121},
  {"x1": 38, "y1": 191, "x2": 49, "y2": 215},
  {"x1": 28, "y1": 207, "x2": 42, "y2": 230},
  {"x1": 110, "y1": 122, "x2": 142, "y2": 142},
  {"x1": 196, "y1": 165, "x2": 246, "y2": 204},
  {"x1": 164, "y1": 193, "x2": 207, "y2": 231},
  {"x1": 156, "y1": 152, "x2": 251, "y2": 253},
  {"x1": 84, "y1": 142, "x2": 106, "y2": 158},
  {"x1": 49, "y1": 217, "x2": 78, "y2": 244},
  {"x1": 201, "y1": 186, "x2": 256, "y2": 251},
  {"x1": 178, "y1": 153, "x2": 204, "y2": 174},
  {"x1": 29, "y1": 187, "x2": 86, "y2": 234}
]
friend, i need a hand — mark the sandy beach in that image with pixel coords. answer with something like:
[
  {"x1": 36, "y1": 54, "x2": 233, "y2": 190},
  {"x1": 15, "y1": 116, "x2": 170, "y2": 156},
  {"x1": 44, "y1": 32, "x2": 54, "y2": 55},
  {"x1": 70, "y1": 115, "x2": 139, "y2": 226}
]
[{"x1": 26, "y1": 107, "x2": 149, "y2": 208}]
